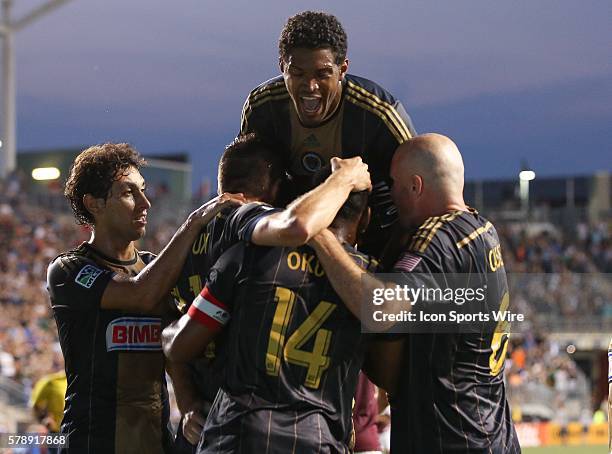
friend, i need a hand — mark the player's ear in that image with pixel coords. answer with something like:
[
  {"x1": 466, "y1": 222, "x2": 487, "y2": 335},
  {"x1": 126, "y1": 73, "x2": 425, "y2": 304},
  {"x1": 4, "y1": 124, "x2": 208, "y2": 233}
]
[
  {"x1": 412, "y1": 175, "x2": 424, "y2": 196},
  {"x1": 83, "y1": 194, "x2": 105, "y2": 219},
  {"x1": 339, "y1": 59, "x2": 349, "y2": 80},
  {"x1": 279, "y1": 57, "x2": 286, "y2": 74}
]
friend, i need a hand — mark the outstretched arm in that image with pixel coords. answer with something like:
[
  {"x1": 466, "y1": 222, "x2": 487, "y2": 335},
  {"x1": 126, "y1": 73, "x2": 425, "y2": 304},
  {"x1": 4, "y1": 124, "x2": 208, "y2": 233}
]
[
  {"x1": 251, "y1": 157, "x2": 371, "y2": 246},
  {"x1": 309, "y1": 229, "x2": 409, "y2": 331},
  {"x1": 100, "y1": 193, "x2": 245, "y2": 312}
]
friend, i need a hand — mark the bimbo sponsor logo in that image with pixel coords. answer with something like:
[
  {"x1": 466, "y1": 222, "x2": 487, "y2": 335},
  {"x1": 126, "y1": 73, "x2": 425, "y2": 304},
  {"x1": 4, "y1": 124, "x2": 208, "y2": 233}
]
[{"x1": 105, "y1": 317, "x2": 162, "y2": 352}]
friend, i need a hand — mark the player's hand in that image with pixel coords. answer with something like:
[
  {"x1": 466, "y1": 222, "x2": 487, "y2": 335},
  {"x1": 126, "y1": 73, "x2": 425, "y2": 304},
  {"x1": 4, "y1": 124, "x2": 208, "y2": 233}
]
[
  {"x1": 182, "y1": 407, "x2": 206, "y2": 446},
  {"x1": 330, "y1": 157, "x2": 372, "y2": 192},
  {"x1": 188, "y1": 192, "x2": 246, "y2": 227}
]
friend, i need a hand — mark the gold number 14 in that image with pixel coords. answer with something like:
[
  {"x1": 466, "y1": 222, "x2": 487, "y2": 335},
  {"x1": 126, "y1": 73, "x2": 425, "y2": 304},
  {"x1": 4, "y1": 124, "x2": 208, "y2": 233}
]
[{"x1": 266, "y1": 286, "x2": 336, "y2": 389}]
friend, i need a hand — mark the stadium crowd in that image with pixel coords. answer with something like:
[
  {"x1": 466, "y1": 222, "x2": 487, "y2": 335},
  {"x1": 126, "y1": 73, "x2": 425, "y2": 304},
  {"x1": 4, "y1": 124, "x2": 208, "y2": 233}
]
[{"x1": 0, "y1": 172, "x2": 609, "y2": 429}]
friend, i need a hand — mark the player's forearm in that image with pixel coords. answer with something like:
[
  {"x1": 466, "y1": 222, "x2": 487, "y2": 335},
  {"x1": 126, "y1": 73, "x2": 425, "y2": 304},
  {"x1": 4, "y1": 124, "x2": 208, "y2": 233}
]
[
  {"x1": 251, "y1": 171, "x2": 356, "y2": 247},
  {"x1": 310, "y1": 230, "x2": 376, "y2": 325},
  {"x1": 311, "y1": 230, "x2": 409, "y2": 331},
  {"x1": 166, "y1": 359, "x2": 201, "y2": 416},
  {"x1": 102, "y1": 215, "x2": 203, "y2": 311},
  {"x1": 102, "y1": 194, "x2": 243, "y2": 311},
  {"x1": 162, "y1": 315, "x2": 215, "y2": 363},
  {"x1": 284, "y1": 171, "x2": 360, "y2": 240}
]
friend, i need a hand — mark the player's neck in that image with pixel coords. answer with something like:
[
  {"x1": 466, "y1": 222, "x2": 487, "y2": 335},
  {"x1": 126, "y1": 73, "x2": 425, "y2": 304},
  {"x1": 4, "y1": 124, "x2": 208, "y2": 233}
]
[
  {"x1": 418, "y1": 195, "x2": 468, "y2": 223},
  {"x1": 328, "y1": 225, "x2": 356, "y2": 247},
  {"x1": 88, "y1": 230, "x2": 136, "y2": 262}
]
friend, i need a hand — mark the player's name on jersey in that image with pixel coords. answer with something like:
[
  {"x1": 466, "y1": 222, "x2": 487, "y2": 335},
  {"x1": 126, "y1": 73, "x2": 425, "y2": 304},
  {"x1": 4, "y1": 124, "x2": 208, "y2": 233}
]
[{"x1": 286, "y1": 251, "x2": 325, "y2": 277}]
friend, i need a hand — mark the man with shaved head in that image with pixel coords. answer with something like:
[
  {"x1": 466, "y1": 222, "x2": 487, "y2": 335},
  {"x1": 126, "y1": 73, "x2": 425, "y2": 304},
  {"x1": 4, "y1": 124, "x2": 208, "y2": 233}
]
[{"x1": 310, "y1": 134, "x2": 520, "y2": 453}]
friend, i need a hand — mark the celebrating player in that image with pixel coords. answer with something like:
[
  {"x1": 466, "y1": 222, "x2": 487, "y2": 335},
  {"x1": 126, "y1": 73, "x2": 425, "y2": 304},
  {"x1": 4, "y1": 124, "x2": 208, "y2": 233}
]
[
  {"x1": 309, "y1": 134, "x2": 521, "y2": 453},
  {"x1": 169, "y1": 134, "x2": 371, "y2": 448},
  {"x1": 47, "y1": 143, "x2": 243, "y2": 454},
  {"x1": 240, "y1": 10, "x2": 416, "y2": 254},
  {"x1": 163, "y1": 168, "x2": 376, "y2": 453}
]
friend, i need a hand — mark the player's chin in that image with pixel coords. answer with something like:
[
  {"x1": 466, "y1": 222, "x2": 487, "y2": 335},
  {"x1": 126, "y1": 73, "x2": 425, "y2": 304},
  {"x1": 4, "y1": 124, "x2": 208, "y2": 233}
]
[
  {"x1": 297, "y1": 105, "x2": 325, "y2": 126},
  {"x1": 129, "y1": 225, "x2": 146, "y2": 240}
]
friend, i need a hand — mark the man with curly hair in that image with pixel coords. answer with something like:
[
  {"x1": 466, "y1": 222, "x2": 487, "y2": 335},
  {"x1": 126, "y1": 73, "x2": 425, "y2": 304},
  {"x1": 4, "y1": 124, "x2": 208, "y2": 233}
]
[
  {"x1": 47, "y1": 143, "x2": 243, "y2": 453},
  {"x1": 240, "y1": 10, "x2": 417, "y2": 256}
]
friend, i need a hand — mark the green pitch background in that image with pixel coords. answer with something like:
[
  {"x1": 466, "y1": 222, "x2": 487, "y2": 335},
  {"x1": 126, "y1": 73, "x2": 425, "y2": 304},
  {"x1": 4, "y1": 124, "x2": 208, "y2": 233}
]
[{"x1": 523, "y1": 445, "x2": 606, "y2": 453}]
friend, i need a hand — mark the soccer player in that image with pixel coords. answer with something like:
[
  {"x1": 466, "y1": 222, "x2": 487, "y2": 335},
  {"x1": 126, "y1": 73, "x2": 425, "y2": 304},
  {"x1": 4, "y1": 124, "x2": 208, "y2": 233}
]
[
  {"x1": 240, "y1": 10, "x2": 417, "y2": 255},
  {"x1": 163, "y1": 172, "x2": 376, "y2": 453},
  {"x1": 309, "y1": 134, "x2": 521, "y2": 453},
  {"x1": 47, "y1": 143, "x2": 242, "y2": 454},
  {"x1": 169, "y1": 134, "x2": 371, "y2": 448}
]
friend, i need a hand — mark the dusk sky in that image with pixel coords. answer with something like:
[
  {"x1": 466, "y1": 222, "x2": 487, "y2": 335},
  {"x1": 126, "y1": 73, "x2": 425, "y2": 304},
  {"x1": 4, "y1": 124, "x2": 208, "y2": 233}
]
[{"x1": 7, "y1": 0, "x2": 612, "y2": 189}]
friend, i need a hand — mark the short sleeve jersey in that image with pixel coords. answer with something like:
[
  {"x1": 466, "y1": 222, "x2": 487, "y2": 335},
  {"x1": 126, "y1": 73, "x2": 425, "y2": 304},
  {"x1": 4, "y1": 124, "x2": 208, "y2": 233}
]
[
  {"x1": 188, "y1": 240, "x2": 378, "y2": 453},
  {"x1": 240, "y1": 74, "x2": 417, "y2": 255},
  {"x1": 391, "y1": 209, "x2": 520, "y2": 454},
  {"x1": 171, "y1": 203, "x2": 281, "y2": 403},
  {"x1": 47, "y1": 243, "x2": 172, "y2": 454}
]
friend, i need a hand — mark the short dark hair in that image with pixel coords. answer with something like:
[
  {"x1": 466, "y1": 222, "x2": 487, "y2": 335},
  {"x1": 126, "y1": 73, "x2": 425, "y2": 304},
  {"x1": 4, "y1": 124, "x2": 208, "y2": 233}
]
[
  {"x1": 64, "y1": 143, "x2": 146, "y2": 225},
  {"x1": 311, "y1": 165, "x2": 368, "y2": 223},
  {"x1": 218, "y1": 133, "x2": 286, "y2": 199},
  {"x1": 279, "y1": 11, "x2": 348, "y2": 64}
]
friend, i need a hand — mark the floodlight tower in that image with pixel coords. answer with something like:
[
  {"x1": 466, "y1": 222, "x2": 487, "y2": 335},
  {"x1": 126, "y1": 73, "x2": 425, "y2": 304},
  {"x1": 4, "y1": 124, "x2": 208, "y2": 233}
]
[{"x1": 0, "y1": 0, "x2": 72, "y2": 178}]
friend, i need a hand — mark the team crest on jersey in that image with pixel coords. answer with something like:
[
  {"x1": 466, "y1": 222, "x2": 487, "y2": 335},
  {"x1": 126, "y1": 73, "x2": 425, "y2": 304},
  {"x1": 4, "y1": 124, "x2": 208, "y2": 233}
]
[
  {"x1": 301, "y1": 152, "x2": 323, "y2": 173},
  {"x1": 105, "y1": 317, "x2": 162, "y2": 352},
  {"x1": 75, "y1": 265, "x2": 103, "y2": 289}
]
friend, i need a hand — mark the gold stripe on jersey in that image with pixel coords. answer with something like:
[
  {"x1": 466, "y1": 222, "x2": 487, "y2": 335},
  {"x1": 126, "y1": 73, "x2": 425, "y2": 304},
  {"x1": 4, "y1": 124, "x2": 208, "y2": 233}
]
[
  {"x1": 409, "y1": 216, "x2": 441, "y2": 251},
  {"x1": 241, "y1": 82, "x2": 288, "y2": 130},
  {"x1": 241, "y1": 90, "x2": 291, "y2": 132},
  {"x1": 347, "y1": 252, "x2": 379, "y2": 271},
  {"x1": 410, "y1": 212, "x2": 462, "y2": 253},
  {"x1": 249, "y1": 82, "x2": 287, "y2": 105},
  {"x1": 346, "y1": 81, "x2": 412, "y2": 141},
  {"x1": 456, "y1": 222, "x2": 494, "y2": 249},
  {"x1": 345, "y1": 85, "x2": 409, "y2": 143},
  {"x1": 345, "y1": 93, "x2": 404, "y2": 144}
]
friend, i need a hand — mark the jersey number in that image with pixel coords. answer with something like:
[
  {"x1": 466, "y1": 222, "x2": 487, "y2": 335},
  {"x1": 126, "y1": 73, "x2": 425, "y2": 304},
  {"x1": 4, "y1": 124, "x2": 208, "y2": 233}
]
[
  {"x1": 489, "y1": 291, "x2": 510, "y2": 376},
  {"x1": 265, "y1": 286, "x2": 336, "y2": 389}
]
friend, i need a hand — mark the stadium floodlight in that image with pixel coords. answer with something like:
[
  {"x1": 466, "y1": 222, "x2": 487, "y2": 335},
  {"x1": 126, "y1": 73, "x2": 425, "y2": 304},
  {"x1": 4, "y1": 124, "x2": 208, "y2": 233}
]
[
  {"x1": 518, "y1": 167, "x2": 535, "y2": 216},
  {"x1": 1, "y1": 0, "x2": 73, "y2": 178},
  {"x1": 519, "y1": 170, "x2": 536, "y2": 181},
  {"x1": 32, "y1": 166, "x2": 60, "y2": 180}
]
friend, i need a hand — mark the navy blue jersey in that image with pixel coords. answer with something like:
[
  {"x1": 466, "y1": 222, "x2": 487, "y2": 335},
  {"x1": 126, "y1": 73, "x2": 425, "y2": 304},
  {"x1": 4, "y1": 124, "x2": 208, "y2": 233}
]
[
  {"x1": 391, "y1": 209, "x2": 520, "y2": 454},
  {"x1": 189, "y1": 241, "x2": 378, "y2": 453},
  {"x1": 240, "y1": 74, "x2": 416, "y2": 256},
  {"x1": 171, "y1": 203, "x2": 280, "y2": 404},
  {"x1": 47, "y1": 243, "x2": 172, "y2": 454}
]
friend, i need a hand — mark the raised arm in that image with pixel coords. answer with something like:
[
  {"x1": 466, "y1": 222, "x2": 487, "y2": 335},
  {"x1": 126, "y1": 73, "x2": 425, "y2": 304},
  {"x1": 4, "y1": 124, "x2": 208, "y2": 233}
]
[
  {"x1": 309, "y1": 229, "x2": 408, "y2": 331},
  {"x1": 251, "y1": 157, "x2": 371, "y2": 246},
  {"x1": 100, "y1": 193, "x2": 244, "y2": 312}
]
